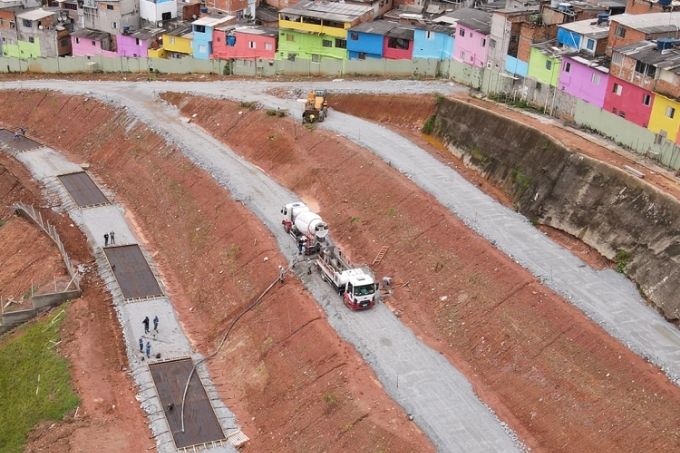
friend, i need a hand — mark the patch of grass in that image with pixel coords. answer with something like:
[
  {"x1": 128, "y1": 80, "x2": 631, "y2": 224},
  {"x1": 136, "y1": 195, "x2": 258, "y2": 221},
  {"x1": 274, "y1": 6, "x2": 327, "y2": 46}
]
[
  {"x1": 0, "y1": 308, "x2": 79, "y2": 453},
  {"x1": 386, "y1": 207, "x2": 397, "y2": 218},
  {"x1": 349, "y1": 216, "x2": 361, "y2": 225},
  {"x1": 323, "y1": 392, "x2": 338, "y2": 413},
  {"x1": 421, "y1": 114, "x2": 436, "y2": 134},
  {"x1": 615, "y1": 249, "x2": 631, "y2": 273},
  {"x1": 265, "y1": 108, "x2": 287, "y2": 117},
  {"x1": 0, "y1": 218, "x2": 6, "y2": 228},
  {"x1": 469, "y1": 147, "x2": 488, "y2": 164},
  {"x1": 239, "y1": 101, "x2": 258, "y2": 110},
  {"x1": 511, "y1": 167, "x2": 532, "y2": 195}
]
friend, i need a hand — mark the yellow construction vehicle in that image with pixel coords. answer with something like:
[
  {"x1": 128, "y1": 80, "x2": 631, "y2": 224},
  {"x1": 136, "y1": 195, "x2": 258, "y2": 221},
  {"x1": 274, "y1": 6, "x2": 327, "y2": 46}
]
[{"x1": 302, "y1": 90, "x2": 329, "y2": 124}]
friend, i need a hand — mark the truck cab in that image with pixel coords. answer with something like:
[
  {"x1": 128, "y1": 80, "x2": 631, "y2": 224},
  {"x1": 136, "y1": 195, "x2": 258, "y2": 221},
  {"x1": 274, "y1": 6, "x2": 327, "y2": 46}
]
[{"x1": 338, "y1": 269, "x2": 377, "y2": 311}]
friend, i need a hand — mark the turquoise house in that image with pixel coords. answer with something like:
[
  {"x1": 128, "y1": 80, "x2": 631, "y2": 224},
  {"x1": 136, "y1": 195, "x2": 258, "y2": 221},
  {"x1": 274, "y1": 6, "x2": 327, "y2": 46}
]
[
  {"x1": 191, "y1": 15, "x2": 234, "y2": 60},
  {"x1": 413, "y1": 25, "x2": 455, "y2": 60}
]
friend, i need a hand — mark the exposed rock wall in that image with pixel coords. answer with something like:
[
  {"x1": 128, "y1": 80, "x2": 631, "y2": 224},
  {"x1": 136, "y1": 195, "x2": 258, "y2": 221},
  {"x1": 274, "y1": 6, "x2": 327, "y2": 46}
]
[{"x1": 433, "y1": 98, "x2": 680, "y2": 320}]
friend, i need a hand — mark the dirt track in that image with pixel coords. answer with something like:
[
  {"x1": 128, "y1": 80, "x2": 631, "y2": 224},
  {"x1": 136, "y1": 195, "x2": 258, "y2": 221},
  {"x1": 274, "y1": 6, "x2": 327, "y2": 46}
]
[
  {"x1": 0, "y1": 91, "x2": 432, "y2": 453},
  {"x1": 162, "y1": 92, "x2": 680, "y2": 452}
]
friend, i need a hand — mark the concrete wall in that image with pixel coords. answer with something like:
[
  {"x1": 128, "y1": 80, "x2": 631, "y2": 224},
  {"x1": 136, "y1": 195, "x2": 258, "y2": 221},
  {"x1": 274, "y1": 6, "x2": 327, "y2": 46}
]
[
  {"x1": 432, "y1": 97, "x2": 680, "y2": 320},
  {"x1": 32, "y1": 289, "x2": 82, "y2": 311}
]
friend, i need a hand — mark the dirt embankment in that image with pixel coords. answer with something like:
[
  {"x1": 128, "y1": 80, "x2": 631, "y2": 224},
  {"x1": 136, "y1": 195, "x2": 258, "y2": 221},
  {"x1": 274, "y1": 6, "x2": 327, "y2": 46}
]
[
  {"x1": 0, "y1": 91, "x2": 432, "y2": 453},
  {"x1": 0, "y1": 153, "x2": 152, "y2": 452},
  {"x1": 163, "y1": 92, "x2": 680, "y2": 452},
  {"x1": 430, "y1": 97, "x2": 680, "y2": 320}
]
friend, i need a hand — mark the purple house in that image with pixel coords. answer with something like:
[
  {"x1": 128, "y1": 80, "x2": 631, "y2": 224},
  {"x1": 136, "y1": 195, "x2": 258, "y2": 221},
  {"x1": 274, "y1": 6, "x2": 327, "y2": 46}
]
[
  {"x1": 558, "y1": 54, "x2": 609, "y2": 108},
  {"x1": 116, "y1": 27, "x2": 164, "y2": 58},
  {"x1": 452, "y1": 9, "x2": 492, "y2": 68}
]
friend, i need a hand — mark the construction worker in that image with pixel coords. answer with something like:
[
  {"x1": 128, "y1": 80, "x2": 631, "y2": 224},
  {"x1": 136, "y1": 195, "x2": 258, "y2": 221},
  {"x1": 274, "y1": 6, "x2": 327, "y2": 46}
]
[{"x1": 278, "y1": 265, "x2": 285, "y2": 283}]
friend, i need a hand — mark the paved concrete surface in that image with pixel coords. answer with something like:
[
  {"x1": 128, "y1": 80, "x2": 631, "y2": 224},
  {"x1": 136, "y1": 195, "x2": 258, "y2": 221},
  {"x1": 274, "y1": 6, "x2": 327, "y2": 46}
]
[
  {"x1": 105, "y1": 245, "x2": 165, "y2": 300},
  {"x1": 0, "y1": 80, "x2": 523, "y2": 451},
  {"x1": 58, "y1": 171, "x2": 110, "y2": 207},
  {"x1": 2, "y1": 137, "x2": 239, "y2": 453}
]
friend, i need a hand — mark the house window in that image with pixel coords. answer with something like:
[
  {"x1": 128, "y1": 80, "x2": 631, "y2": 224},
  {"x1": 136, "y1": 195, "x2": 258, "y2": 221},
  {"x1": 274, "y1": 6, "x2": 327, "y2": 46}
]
[
  {"x1": 22, "y1": 19, "x2": 31, "y2": 27},
  {"x1": 286, "y1": 34, "x2": 294, "y2": 42},
  {"x1": 265, "y1": 42, "x2": 273, "y2": 50},
  {"x1": 459, "y1": 28, "x2": 465, "y2": 37},
  {"x1": 322, "y1": 39, "x2": 332, "y2": 47},
  {"x1": 642, "y1": 93, "x2": 651, "y2": 105},
  {"x1": 612, "y1": 83, "x2": 623, "y2": 95},
  {"x1": 248, "y1": 41, "x2": 256, "y2": 49},
  {"x1": 615, "y1": 26, "x2": 626, "y2": 38},
  {"x1": 112, "y1": 22, "x2": 117, "y2": 29},
  {"x1": 387, "y1": 37, "x2": 408, "y2": 50},
  {"x1": 350, "y1": 31, "x2": 359, "y2": 40},
  {"x1": 564, "y1": 62, "x2": 571, "y2": 72},
  {"x1": 635, "y1": 60, "x2": 656, "y2": 77},
  {"x1": 426, "y1": 30, "x2": 433, "y2": 39},
  {"x1": 335, "y1": 38, "x2": 346, "y2": 49},
  {"x1": 106, "y1": 4, "x2": 113, "y2": 9},
  {"x1": 612, "y1": 52, "x2": 623, "y2": 66},
  {"x1": 91, "y1": 40, "x2": 96, "y2": 46},
  {"x1": 170, "y1": 37, "x2": 176, "y2": 44},
  {"x1": 666, "y1": 106, "x2": 675, "y2": 118},
  {"x1": 489, "y1": 39, "x2": 496, "y2": 48},
  {"x1": 311, "y1": 54, "x2": 320, "y2": 62},
  {"x1": 135, "y1": 38, "x2": 140, "y2": 45},
  {"x1": 481, "y1": 38, "x2": 486, "y2": 47},
  {"x1": 287, "y1": 52, "x2": 296, "y2": 61},
  {"x1": 460, "y1": 50, "x2": 466, "y2": 60},
  {"x1": 358, "y1": 52, "x2": 366, "y2": 60},
  {"x1": 545, "y1": 60, "x2": 552, "y2": 70},
  {"x1": 586, "y1": 39, "x2": 595, "y2": 50},
  {"x1": 194, "y1": 25, "x2": 206, "y2": 33},
  {"x1": 28, "y1": 36, "x2": 34, "y2": 43},
  {"x1": 76, "y1": 37, "x2": 80, "y2": 43},
  {"x1": 591, "y1": 73, "x2": 600, "y2": 85}
]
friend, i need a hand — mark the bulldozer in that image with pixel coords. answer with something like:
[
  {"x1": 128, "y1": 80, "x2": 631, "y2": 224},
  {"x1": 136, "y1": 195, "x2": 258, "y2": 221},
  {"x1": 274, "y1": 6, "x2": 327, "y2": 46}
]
[{"x1": 302, "y1": 90, "x2": 329, "y2": 124}]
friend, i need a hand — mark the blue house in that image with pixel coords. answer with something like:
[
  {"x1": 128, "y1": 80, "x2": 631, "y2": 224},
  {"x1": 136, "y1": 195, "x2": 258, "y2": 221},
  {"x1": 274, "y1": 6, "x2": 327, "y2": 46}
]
[
  {"x1": 347, "y1": 21, "x2": 400, "y2": 59},
  {"x1": 191, "y1": 15, "x2": 234, "y2": 60},
  {"x1": 413, "y1": 25, "x2": 455, "y2": 60}
]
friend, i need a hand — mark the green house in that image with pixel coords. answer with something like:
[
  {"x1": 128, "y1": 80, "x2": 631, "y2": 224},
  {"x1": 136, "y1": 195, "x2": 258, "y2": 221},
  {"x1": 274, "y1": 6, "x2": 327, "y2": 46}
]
[
  {"x1": 277, "y1": 0, "x2": 373, "y2": 61},
  {"x1": 527, "y1": 43, "x2": 564, "y2": 87}
]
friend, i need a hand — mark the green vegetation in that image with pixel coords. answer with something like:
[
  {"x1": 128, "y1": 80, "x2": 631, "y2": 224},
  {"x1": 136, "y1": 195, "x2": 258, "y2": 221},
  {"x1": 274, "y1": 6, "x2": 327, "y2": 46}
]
[
  {"x1": 322, "y1": 392, "x2": 338, "y2": 413},
  {"x1": 265, "y1": 108, "x2": 287, "y2": 117},
  {"x1": 349, "y1": 216, "x2": 361, "y2": 225},
  {"x1": 0, "y1": 308, "x2": 79, "y2": 453},
  {"x1": 239, "y1": 101, "x2": 258, "y2": 110},
  {"x1": 386, "y1": 207, "x2": 397, "y2": 218},
  {"x1": 421, "y1": 115, "x2": 436, "y2": 134},
  {"x1": 511, "y1": 167, "x2": 532, "y2": 195},
  {"x1": 469, "y1": 147, "x2": 488, "y2": 164},
  {"x1": 488, "y1": 92, "x2": 536, "y2": 111},
  {"x1": 0, "y1": 218, "x2": 6, "y2": 228},
  {"x1": 615, "y1": 249, "x2": 631, "y2": 273}
]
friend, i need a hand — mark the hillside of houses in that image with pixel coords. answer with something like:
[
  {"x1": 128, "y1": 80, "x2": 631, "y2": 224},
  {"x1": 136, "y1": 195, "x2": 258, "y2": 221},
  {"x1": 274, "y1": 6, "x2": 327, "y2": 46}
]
[{"x1": 3, "y1": 0, "x2": 680, "y2": 140}]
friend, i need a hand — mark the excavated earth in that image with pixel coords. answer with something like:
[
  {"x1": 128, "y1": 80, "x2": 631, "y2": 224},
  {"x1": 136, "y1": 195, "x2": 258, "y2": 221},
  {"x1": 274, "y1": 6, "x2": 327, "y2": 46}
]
[
  {"x1": 0, "y1": 91, "x2": 432, "y2": 453},
  {"x1": 0, "y1": 152, "x2": 152, "y2": 452},
  {"x1": 160, "y1": 92, "x2": 680, "y2": 452}
]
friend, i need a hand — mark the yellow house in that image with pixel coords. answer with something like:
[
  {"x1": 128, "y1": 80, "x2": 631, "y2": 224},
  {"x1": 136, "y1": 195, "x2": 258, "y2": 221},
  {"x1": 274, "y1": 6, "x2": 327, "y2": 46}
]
[
  {"x1": 648, "y1": 93, "x2": 680, "y2": 143},
  {"x1": 160, "y1": 24, "x2": 193, "y2": 58}
]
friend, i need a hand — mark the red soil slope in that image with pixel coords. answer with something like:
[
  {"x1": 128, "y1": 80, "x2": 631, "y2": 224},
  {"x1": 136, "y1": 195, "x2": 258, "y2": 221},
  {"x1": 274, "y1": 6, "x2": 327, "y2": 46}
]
[
  {"x1": 162, "y1": 92, "x2": 680, "y2": 452},
  {"x1": 0, "y1": 91, "x2": 432, "y2": 453}
]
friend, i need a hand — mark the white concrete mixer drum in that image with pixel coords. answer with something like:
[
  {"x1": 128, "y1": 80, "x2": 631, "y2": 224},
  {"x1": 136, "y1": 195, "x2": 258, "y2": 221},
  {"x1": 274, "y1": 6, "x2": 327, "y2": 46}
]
[{"x1": 294, "y1": 210, "x2": 329, "y2": 240}]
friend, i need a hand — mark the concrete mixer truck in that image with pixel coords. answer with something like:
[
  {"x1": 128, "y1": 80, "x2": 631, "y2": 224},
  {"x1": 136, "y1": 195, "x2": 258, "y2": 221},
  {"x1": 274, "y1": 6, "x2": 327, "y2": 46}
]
[
  {"x1": 316, "y1": 246, "x2": 378, "y2": 311},
  {"x1": 281, "y1": 202, "x2": 329, "y2": 255}
]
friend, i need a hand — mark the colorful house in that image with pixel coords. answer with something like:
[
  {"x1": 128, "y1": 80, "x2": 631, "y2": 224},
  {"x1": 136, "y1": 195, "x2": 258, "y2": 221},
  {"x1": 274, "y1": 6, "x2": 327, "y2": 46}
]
[
  {"x1": 527, "y1": 42, "x2": 566, "y2": 87},
  {"x1": 648, "y1": 94, "x2": 680, "y2": 143},
  {"x1": 558, "y1": 54, "x2": 609, "y2": 107},
  {"x1": 212, "y1": 25, "x2": 277, "y2": 59},
  {"x1": 452, "y1": 9, "x2": 492, "y2": 68},
  {"x1": 413, "y1": 24, "x2": 454, "y2": 60},
  {"x1": 603, "y1": 76, "x2": 654, "y2": 128},
  {"x1": 347, "y1": 21, "x2": 391, "y2": 60},
  {"x1": 383, "y1": 26, "x2": 413, "y2": 60},
  {"x1": 161, "y1": 23, "x2": 192, "y2": 57},
  {"x1": 487, "y1": 6, "x2": 538, "y2": 72},
  {"x1": 556, "y1": 16, "x2": 609, "y2": 56},
  {"x1": 4, "y1": 8, "x2": 72, "y2": 59},
  {"x1": 278, "y1": 1, "x2": 373, "y2": 61},
  {"x1": 71, "y1": 28, "x2": 117, "y2": 57},
  {"x1": 191, "y1": 15, "x2": 234, "y2": 60},
  {"x1": 116, "y1": 27, "x2": 163, "y2": 57},
  {"x1": 607, "y1": 12, "x2": 680, "y2": 56},
  {"x1": 140, "y1": 0, "x2": 177, "y2": 24}
]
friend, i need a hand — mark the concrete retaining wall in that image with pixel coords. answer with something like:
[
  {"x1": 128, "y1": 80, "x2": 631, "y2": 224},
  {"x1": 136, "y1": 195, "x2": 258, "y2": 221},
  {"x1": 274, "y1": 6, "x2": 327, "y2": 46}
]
[
  {"x1": 32, "y1": 289, "x2": 82, "y2": 311},
  {"x1": 433, "y1": 97, "x2": 680, "y2": 320}
]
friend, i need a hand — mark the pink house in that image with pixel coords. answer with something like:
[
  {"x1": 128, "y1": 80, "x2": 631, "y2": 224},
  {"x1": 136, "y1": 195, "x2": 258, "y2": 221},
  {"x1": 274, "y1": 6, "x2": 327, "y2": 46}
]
[
  {"x1": 558, "y1": 54, "x2": 609, "y2": 108},
  {"x1": 603, "y1": 76, "x2": 654, "y2": 128},
  {"x1": 71, "y1": 29, "x2": 117, "y2": 57},
  {"x1": 116, "y1": 27, "x2": 164, "y2": 58},
  {"x1": 212, "y1": 26, "x2": 277, "y2": 60},
  {"x1": 382, "y1": 27, "x2": 414, "y2": 60},
  {"x1": 452, "y1": 10, "x2": 492, "y2": 68}
]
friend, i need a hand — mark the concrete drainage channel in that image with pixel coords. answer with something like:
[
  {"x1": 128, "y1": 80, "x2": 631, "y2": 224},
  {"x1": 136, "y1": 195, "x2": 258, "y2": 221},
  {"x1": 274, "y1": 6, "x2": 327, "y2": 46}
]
[{"x1": 0, "y1": 133, "x2": 245, "y2": 453}]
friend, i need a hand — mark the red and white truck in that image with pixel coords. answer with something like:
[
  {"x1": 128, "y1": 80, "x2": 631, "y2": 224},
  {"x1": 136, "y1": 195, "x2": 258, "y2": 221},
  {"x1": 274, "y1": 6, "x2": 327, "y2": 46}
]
[
  {"x1": 316, "y1": 246, "x2": 378, "y2": 311},
  {"x1": 281, "y1": 202, "x2": 329, "y2": 255}
]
